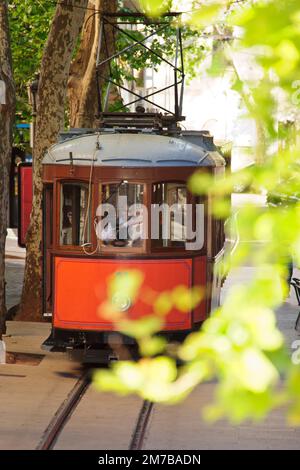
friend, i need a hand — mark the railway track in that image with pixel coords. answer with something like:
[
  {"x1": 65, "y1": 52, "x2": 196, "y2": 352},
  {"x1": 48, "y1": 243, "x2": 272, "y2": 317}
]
[
  {"x1": 36, "y1": 372, "x2": 90, "y2": 450},
  {"x1": 36, "y1": 369, "x2": 154, "y2": 450},
  {"x1": 130, "y1": 400, "x2": 154, "y2": 450}
]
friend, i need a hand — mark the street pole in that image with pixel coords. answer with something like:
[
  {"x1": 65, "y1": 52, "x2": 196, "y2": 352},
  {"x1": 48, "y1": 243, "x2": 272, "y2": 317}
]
[{"x1": 28, "y1": 75, "x2": 39, "y2": 148}]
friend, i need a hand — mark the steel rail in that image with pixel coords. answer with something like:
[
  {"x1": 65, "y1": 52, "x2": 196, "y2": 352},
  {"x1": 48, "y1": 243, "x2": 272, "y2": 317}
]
[
  {"x1": 129, "y1": 400, "x2": 154, "y2": 450},
  {"x1": 36, "y1": 372, "x2": 90, "y2": 450}
]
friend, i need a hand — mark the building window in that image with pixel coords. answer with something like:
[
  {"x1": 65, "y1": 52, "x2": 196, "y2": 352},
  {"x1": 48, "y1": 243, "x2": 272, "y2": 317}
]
[
  {"x1": 96, "y1": 182, "x2": 145, "y2": 249},
  {"x1": 60, "y1": 182, "x2": 90, "y2": 246}
]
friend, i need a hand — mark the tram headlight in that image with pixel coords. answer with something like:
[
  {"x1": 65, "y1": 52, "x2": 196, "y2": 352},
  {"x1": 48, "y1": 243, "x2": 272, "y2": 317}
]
[{"x1": 111, "y1": 293, "x2": 131, "y2": 312}]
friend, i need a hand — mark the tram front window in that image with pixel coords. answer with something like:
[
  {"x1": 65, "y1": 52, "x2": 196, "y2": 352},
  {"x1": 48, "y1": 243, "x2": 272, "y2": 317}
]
[
  {"x1": 152, "y1": 182, "x2": 188, "y2": 248},
  {"x1": 60, "y1": 183, "x2": 90, "y2": 246},
  {"x1": 97, "y1": 182, "x2": 144, "y2": 248}
]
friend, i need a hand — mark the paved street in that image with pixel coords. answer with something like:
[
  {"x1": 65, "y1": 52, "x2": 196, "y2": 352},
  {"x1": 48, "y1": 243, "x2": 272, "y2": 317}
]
[
  {"x1": 5, "y1": 229, "x2": 25, "y2": 260},
  {"x1": 4, "y1": 229, "x2": 25, "y2": 311},
  {"x1": 5, "y1": 259, "x2": 24, "y2": 311},
  {"x1": 0, "y1": 322, "x2": 83, "y2": 450}
]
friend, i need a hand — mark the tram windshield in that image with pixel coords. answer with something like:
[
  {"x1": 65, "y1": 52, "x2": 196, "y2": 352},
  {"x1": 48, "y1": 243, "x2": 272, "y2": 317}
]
[
  {"x1": 152, "y1": 182, "x2": 188, "y2": 248},
  {"x1": 96, "y1": 182, "x2": 145, "y2": 249},
  {"x1": 60, "y1": 182, "x2": 90, "y2": 246}
]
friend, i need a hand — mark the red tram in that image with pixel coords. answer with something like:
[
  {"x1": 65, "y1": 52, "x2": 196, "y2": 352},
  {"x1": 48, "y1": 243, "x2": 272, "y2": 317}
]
[
  {"x1": 41, "y1": 126, "x2": 225, "y2": 358},
  {"x1": 36, "y1": 11, "x2": 226, "y2": 359}
]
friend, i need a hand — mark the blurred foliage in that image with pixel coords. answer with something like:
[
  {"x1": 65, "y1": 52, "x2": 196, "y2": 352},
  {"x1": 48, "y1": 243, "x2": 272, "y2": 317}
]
[
  {"x1": 138, "y1": 0, "x2": 172, "y2": 18},
  {"x1": 93, "y1": 0, "x2": 300, "y2": 425}
]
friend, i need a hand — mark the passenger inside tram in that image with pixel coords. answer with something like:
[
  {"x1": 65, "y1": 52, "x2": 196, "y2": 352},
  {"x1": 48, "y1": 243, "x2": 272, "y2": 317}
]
[
  {"x1": 95, "y1": 206, "x2": 144, "y2": 247},
  {"x1": 96, "y1": 182, "x2": 144, "y2": 248},
  {"x1": 61, "y1": 206, "x2": 73, "y2": 245}
]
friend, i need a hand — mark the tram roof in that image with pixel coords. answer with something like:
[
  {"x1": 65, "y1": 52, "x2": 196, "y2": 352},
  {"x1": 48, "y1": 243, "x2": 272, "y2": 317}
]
[{"x1": 42, "y1": 131, "x2": 225, "y2": 168}]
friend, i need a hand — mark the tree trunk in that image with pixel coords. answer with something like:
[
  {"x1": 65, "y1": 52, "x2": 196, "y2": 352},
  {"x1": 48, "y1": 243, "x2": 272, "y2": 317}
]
[
  {"x1": 0, "y1": 1, "x2": 15, "y2": 337},
  {"x1": 17, "y1": 0, "x2": 88, "y2": 321},
  {"x1": 68, "y1": 0, "x2": 118, "y2": 128}
]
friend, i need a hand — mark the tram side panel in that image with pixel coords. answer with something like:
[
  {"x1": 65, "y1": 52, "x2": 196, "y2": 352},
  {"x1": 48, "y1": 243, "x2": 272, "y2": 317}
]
[{"x1": 52, "y1": 256, "x2": 208, "y2": 333}]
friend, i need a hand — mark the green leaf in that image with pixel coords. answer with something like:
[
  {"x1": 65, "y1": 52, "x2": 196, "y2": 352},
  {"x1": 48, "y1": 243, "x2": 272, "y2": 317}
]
[
  {"x1": 187, "y1": 4, "x2": 224, "y2": 28},
  {"x1": 139, "y1": 336, "x2": 167, "y2": 356},
  {"x1": 108, "y1": 270, "x2": 144, "y2": 305},
  {"x1": 118, "y1": 316, "x2": 163, "y2": 339},
  {"x1": 138, "y1": 0, "x2": 171, "y2": 17}
]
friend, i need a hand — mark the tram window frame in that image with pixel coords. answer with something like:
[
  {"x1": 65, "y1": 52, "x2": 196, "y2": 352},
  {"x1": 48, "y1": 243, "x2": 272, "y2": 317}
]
[
  {"x1": 97, "y1": 181, "x2": 147, "y2": 254},
  {"x1": 212, "y1": 217, "x2": 225, "y2": 257},
  {"x1": 58, "y1": 181, "x2": 91, "y2": 249},
  {"x1": 151, "y1": 181, "x2": 205, "y2": 253}
]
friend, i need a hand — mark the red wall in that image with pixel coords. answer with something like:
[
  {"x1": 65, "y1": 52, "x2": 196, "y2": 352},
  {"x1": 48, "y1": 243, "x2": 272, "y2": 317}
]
[{"x1": 19, "y1": 165, "x2": 32, "y2": 247}]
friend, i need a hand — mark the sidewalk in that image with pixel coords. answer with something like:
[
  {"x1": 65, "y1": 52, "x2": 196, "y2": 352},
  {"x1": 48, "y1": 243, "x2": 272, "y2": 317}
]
[
  {"x1": 5, "y1": 229, "x2": 25, "y2": 311},
  {"x1": 0, "y1": 321, "x2": 84, "y2": 450},
  {"x1": 5, "y1": 259, "x2": 25, "y2": 311}
]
